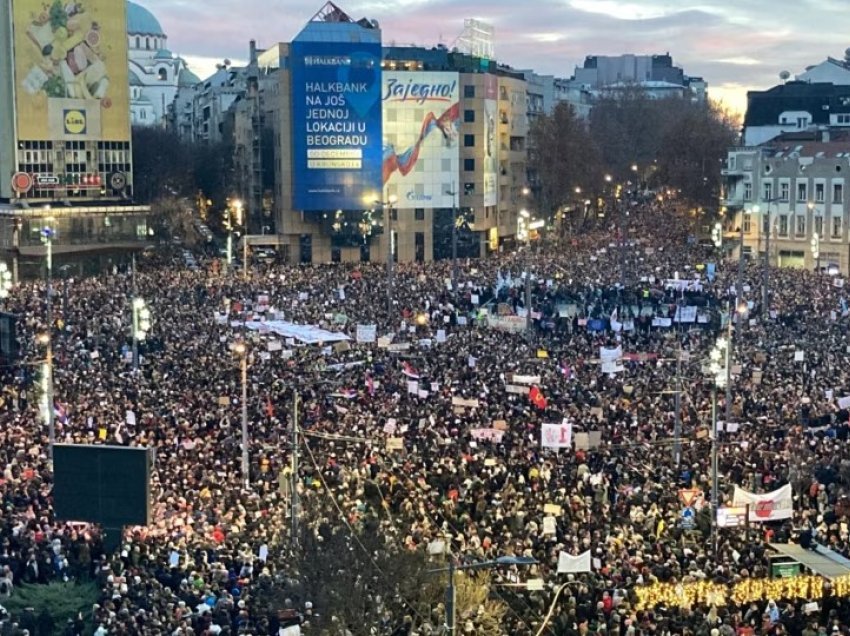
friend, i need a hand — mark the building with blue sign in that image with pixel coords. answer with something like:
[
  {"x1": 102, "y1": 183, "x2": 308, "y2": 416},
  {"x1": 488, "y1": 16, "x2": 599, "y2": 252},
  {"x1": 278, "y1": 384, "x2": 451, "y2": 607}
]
[
  {"x1": 290, "y1": 6, "x2": 382, "y2": 212},
  {"x1": 240, "y1": 3, "x2": 529, "y2": 264}
]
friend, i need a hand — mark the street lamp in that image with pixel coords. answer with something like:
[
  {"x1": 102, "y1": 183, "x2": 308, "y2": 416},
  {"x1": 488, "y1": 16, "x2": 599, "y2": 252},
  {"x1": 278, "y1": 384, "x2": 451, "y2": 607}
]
[
  {"x1": 432, "y1": 555, "x2": 537, "y2": 635},
  {"x1": 370, "y1": 194, "x2": 398, "y2": 317},
  {"x1": 40, "y1": 224, "x2": 55, "y2": 462},
  {"x1": 131, "y1": 297, "x2": 151, "y2": 371},
  {"x1": 707, "y1": 320, "x2": 732, "y2": 558},
  {"x1": 0, "y1": 262, "x2": 12, "y2": 300},
  {"x1": 232, "y1": 340, "x2": 249, "y2": 489},
  {"x1": 711, "y1": 222, "x2": 723, "y2": 249},
  {"x1": 811, "y1": 232, "x2": 820, "y2": 273}
]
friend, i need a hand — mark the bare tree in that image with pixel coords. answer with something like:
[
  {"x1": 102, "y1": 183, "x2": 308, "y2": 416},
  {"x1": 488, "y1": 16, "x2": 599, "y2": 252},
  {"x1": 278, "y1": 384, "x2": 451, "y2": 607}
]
[{"x1": 528, "y1": 102, "x2": 603, "y2": 219}]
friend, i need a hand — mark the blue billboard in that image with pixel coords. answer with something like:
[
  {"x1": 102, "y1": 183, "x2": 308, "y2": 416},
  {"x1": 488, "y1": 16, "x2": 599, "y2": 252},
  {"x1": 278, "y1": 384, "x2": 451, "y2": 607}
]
[{"x1": 291, "y1": 40, "x2": 383, "y2": 211}]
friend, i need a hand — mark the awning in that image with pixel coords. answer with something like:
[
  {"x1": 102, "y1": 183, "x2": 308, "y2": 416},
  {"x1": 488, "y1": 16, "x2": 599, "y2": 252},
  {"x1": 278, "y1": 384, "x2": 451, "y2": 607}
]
[{"x1": 768, "y1": 543, "x2": 850, "y2": 580}]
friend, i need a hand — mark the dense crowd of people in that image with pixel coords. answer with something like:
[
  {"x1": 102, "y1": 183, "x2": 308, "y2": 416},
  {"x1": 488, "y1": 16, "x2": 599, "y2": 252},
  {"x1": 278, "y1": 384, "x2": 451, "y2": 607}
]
[{"x1": 1, "y1": 200, "x2": 850, "y2": 635}]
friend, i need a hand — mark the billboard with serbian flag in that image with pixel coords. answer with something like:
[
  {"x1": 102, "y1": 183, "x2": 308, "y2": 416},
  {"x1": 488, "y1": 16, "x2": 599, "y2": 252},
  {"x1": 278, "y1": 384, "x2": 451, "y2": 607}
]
[{"x1": 382, "y1": 71, "x2": 460, "y2": 210}]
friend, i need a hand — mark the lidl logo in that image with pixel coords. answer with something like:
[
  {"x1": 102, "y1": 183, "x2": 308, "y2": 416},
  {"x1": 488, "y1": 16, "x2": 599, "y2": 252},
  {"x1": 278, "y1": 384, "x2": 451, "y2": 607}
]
[{"x1": 63, "y1": 110, "x2": 87, "y2": 135}]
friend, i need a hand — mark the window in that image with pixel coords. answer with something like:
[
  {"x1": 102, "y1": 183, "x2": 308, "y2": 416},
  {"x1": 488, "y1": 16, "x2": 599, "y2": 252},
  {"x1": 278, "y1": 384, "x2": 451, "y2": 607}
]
[
  {"x1": 464, "y1": 182, "x2": 475, "y2": 194},
  {"x1": 797, "y1": 117, "x2": 807, "y2": 128},
  {"x1": 464, "y1": 158, "x2": 475, "y2": 172},
  {"x1": 796, "y1": 215, "x2": 805, "y2": 236},
  {"x1": 816, "y1": 182, "x2": 825, "y2": 202},
  {"x1": 146, "y1": 37, "x2": 150, "y2": 50},
  {"x1": 463, "y1": 109, "x2": 475, "y2": 123},
  {"x1": 744, "y1": 182, "x2": 752, "y2": 201},
  {"x1": 743, "y1": 213, "x2": 752, "y2": 234},
  {"x1": 391, "y1": 209, "x2": 398, "y2": 221},
  {"x1": 464, "y1": 85, "x2": 475, "y2": 98},
  {"x1": 815, "y1": 215, "x2": 824, "y2": 236},
  {"x1": 414, "y1": 208, "x2": 425, "y2": 221},
  {"x1": 762, "y1": 213, "x2": 770, "y2": 235},
  {"x1": 135, "y1": 37, "x2": 140, "y2": 48},
  {"x1": 778, "y1": 214, "x2": 788, "y2": 236},
  {"x1": 158, "y1": 68, "x2": 167, "y2": 81},
  {"x1": 833, "y1": 215, "x2": 843, "y2": 238},
  {"x1": 779, "y1": 182, "x2": 789, "y2": 202},
  {"x1": 834, "y1": 183, "x2": 844, "y2": 203},
  {"x1": 797, "y1": 182, "x2": 807, "y2": 202},
  {"x1": 464, "y1": 134, "x2": 475, "y2": 147},
  {"x1": 763, "y1": 182, "x2": 773, "y2": 201},
  {"x1": 838, "y1": 114, "x2": 850, "y2": 125}
]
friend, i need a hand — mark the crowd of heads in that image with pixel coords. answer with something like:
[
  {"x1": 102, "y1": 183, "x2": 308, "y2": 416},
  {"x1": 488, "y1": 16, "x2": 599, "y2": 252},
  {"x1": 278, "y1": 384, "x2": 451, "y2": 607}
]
[{"x1": 1, "y1": 201, "x2": 850, "y2": 635}]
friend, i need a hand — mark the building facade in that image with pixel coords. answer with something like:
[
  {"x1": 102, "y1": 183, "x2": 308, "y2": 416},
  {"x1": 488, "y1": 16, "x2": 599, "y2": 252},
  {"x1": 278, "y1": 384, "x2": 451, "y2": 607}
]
[
  {"x1": 0, "y1": 0, "x2": 153, "y2": 277},
  {"x1": 743, "y1": 81, "x2": 850, "y2": 146},
  {"x1": 567, "y1": 53, "x2": 706, "y2": 102},
  {"x1": 724, "y1": 130, "x2": 850, "y2": 274},
  {"x1": 238, "y1": 4, "x2": 528, "y2": 265},
  {"x1": 126, "y1": 1, "x2": 199, "y2": 127}
]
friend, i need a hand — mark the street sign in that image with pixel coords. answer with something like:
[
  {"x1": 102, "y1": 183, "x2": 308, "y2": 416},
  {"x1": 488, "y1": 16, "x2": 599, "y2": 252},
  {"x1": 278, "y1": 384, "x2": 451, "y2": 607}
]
[{"x1": 679, "y1": 506, "x2": 695, "y2": 529}]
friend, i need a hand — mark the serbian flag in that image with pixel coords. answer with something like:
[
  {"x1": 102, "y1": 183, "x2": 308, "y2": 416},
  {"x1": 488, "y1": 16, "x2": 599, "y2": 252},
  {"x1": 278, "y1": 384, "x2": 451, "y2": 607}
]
[
  {"x1": 332, "y1": 388, "x2": 358, "y2": 400},
  {"x1": 402, "y1": 362, "x2": 420, "y2": 380},
  {"x1": 529, "y1": 386, "x2": 547, "y2": 410},
  {"x1": 366, "y1": 374, "x2": 375, "y2": 396}
]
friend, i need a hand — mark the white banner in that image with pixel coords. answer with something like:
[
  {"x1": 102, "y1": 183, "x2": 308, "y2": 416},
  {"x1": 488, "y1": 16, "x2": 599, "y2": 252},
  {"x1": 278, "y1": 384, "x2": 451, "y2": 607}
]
[
  {"x1": 557, "y1": 550, "x2": 591, "y2": 573},
  {"x1": 510, "y1": 374, "x2": 541, "y2": 385},
  {"x1": 470, "y1": 428, "x2": 504, "y2": 442},
  {"x1": 541, "y1": 421, "x2": 572, "y2": 450},
  {"x1": 599, "y1": 346, "x2": 622, "y2": 363},
  {"x1": 356, "y1": 324, "x2": 377, "y2": 344},
  {"x1": 674, "y1": 306, "x2": 697, "y2": 323},
  {"x1": 452, "y1": 396, "x2": 480, "y2": 408},
  {"x1": 731, "y1": 484, "x2": 793, "y2": 521}
]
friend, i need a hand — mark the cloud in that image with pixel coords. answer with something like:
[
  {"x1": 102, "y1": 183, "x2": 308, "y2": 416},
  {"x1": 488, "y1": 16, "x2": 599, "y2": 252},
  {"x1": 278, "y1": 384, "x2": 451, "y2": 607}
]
[{"x1": 139, "y1": 0, "x2": 844, "y2": 114}]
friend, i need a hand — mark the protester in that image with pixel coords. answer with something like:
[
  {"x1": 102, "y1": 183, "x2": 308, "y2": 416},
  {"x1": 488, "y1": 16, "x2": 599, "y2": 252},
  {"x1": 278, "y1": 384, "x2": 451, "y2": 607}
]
[{"x1": 1, "y1": 200, "x2": 849, "y2": 635}]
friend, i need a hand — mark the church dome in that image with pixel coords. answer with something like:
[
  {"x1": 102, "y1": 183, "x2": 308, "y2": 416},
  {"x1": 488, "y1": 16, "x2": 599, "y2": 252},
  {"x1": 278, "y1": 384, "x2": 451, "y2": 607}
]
[{"x1": 127, "y1": 1, "x2": 165, "y2": 37}]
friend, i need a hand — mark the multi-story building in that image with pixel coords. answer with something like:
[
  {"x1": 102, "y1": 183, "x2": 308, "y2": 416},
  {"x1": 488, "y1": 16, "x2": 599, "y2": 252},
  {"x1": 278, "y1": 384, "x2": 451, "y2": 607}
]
[
  {"x1": 0, "y1": 0, "x2": 153, "y2": 277},
  {"x1": 724, "y1": 129, "x2": 850, "y2": 273},
  {"x1": 239, "y1": 3, "x2": 528, "y2": 265},
  {"x1": 743, "y1": 81, "x2": 850, "y2": 146},
  {"x1": 564, "y1": 53, "x2": 706, "y2": 103}
]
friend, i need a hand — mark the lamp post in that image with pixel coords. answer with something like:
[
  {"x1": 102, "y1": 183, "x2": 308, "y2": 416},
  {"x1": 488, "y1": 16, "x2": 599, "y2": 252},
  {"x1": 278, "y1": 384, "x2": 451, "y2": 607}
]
[
  {"x1": 233, "y1": 340, "x2": 250, "y2": 489},
  {"x1": 707, "y1": 322, "x2": 731, "y2": 558},
  {"x1": 446, "y1": 183, "x2": 460, "y2": 295},
  {"x1": 40, "y1": 224, "x2": 55, "y2": 462},
  {"x1": 0, "y1": 262, "x2": 12, "y2": 304},
  {"x1": 432, "y1": 555, "x2": 537, "y2": 635},
  {"x1": 131, "y1": 296, "x2": 151, "y2": 372},
  {"x1": 808, "y1": 202, "x2": 820, "y2": 273},
  {"x1": 371, "y1": 194, "x2": 398, "y2": 316}
]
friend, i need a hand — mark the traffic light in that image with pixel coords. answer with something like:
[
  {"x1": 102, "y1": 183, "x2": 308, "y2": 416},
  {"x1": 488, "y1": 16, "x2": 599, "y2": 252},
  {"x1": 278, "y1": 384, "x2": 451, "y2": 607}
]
[{"x1": 711, "y1": 222, "x2": 722, "y2": 248}]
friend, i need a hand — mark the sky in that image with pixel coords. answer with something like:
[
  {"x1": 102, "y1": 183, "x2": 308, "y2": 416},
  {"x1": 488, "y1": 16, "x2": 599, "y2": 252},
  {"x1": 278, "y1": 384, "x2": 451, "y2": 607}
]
[{"x1": 148, "y1": 0, "x2": 850, "y2": 115}]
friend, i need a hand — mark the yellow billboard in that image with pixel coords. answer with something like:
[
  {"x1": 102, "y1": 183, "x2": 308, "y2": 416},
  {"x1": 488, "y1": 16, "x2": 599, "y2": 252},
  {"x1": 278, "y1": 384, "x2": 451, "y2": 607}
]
[{"x1": 12, "y1": 0, "x2": 130, "y2": 141}]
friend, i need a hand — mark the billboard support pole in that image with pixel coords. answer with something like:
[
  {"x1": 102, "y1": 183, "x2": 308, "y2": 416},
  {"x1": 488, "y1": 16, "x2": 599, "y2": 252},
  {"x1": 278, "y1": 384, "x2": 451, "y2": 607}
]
[
  {"x1": 386, "y1": 199, "x2": 395, "y2": 317},
  {"x1": 446, "y1": 184, "x2": 459, "y2": 296}
]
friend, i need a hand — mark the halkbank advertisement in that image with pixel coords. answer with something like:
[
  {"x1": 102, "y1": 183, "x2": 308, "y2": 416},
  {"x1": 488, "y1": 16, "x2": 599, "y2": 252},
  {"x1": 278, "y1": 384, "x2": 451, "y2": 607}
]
[
  {"x1": 12, "y1": 0, "x2": 131, "y2": 141},
  {"x1": 291, "y1": 40, "x2": 383, "y2": 211},
  {"x1": 382, "y1": 71, "x2": 460, "y2": 210}
]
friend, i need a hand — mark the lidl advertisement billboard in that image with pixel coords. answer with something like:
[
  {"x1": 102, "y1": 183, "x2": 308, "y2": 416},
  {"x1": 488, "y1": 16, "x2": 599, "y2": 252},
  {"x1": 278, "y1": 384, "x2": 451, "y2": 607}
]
[
  {"x1": 382, "y1": 71, "x2": 460, "y2": 209},
  {"x1": 12, "y1": 0, "x2": 131, "y2": 142},
  {"x1": 291, "y1": 40, "x2": 383, "y2": 211},
  {"x1": 483, "y1": 74, "x2": 498, "y2": 207}
]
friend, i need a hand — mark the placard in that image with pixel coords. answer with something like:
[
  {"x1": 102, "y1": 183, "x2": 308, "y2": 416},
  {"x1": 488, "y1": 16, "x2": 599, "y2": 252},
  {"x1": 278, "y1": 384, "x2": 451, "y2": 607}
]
[{"x1": 386, "y1": 437, "x2": 404, "y2": 451}]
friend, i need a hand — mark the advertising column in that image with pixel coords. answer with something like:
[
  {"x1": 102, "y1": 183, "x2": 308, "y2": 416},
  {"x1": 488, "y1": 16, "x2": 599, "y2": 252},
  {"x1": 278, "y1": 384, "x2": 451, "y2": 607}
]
[
  {"x1": 381, "y1": 71, "x2": 460, "y2": 209},
  {"x1": 12, "y1": 0, "x2": 130, "y2": 142},
  {"x1": 291, "y1": 40, "x2": 382, "y2": 211},
  {"x1": 483, "y1": 74, "x2": 498, "y2": 207}
]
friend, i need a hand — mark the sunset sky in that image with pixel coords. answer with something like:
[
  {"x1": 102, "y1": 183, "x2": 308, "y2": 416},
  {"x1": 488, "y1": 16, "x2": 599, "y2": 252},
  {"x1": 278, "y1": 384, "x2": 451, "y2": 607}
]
[{"x1": 146, "y1": 0, "x2": 850, "y2": 114}]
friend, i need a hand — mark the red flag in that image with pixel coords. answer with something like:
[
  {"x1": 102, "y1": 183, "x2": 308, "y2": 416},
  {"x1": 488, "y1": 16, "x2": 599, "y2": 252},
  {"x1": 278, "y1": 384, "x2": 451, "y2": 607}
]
[
  {"x1": 264, "y1": 397, "x2": 274, "y2": 418},
  {"x1": 366, "y1": 374, "x2": 375, "y2": 396},
  {"x1": 402, "y1": 361, "x2": 420, "y2": 379},
  {"x1": 529, "y1": 386, "x2": 547, "y2": 410}
]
